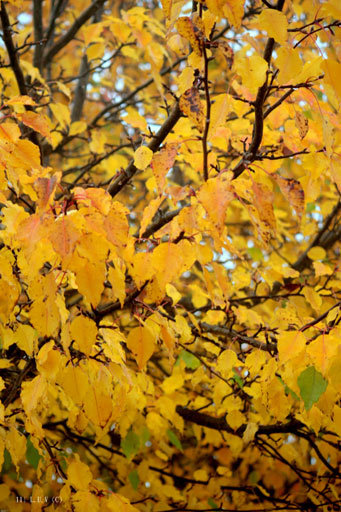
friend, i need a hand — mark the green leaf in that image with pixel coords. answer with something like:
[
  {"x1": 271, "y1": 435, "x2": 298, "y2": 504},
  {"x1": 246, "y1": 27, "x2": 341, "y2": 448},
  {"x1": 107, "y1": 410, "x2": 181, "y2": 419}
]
[
  {"x1": 140, "y1": 426, "x2": 150, "y2": 445},
  {"x1": 180, "y1": 350, "x2": 200, "y2": 369},
  {"x1": 167, "y1": 429, "x2": 183, "y2": 451},
  {"x1": 247, "y1": 247, "x2": 263, "y2": 262},
  {"x1": 26, "y1": 437, "x2": 42, "y2": 470},
  {"x1": 1, "y1": 448, "x2": 12, "y2": 473},
  {"x1": 128, "y1": 469, "x2": 139, "y2": 490},
  {"x1": 306, "y1": 202, "x2": 315, "y2": 212},
  {"x1": 121, "y1": 430, "x2": 140, "y2": 459},
  {"x1": 232, "y1": 368, "x2": 244, "y2": 389},
  {"x1": 208, "y1": 498, "x2": 219, "y2": 509},
  {"x1": 297, "y1": 366, "x2": 328, "y2": 410}
]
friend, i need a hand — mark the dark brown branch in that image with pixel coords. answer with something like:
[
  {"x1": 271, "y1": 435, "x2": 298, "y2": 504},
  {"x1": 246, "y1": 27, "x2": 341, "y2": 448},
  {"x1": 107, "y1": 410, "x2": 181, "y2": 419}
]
[
  {"x1": 176, "y1": 405, "x2": 304, "y2": 436},
  {"x1": 71, "y1": 53, "x2": 89, "y2": 122},
  {"x1": 200, "y1": 323, "x2": 277, "y2": 353},
  {"x1": 45, "y1": 0, "x2": 68, "y2": 45},
  {"x1": 0, "y1": 1, "x2": 27, "y2": 96},
  {"x1": 231, "y1": 0, "x2": 285, "y2": 180},
  {"x1": 33, "y1": 0, "x2": 44, "y2": 71},
  {"x1": 292, "y1": 200, "x2": 341, "y2": 272},
  {"x1": 107, "y1": 101, "x2": 182, "y2": 197},
  {"x1": 202, "y1": 41, "x2": 211, "y2": 181},
  {"x1": 42, "y1": 0, "x2": 106, "y2": 66},
  {"x1": 0, "y1": 1, "x2": 41, "y2": 153},
  {"x1": 139, "y1": 207, "x2": 184, "y2": 238}
]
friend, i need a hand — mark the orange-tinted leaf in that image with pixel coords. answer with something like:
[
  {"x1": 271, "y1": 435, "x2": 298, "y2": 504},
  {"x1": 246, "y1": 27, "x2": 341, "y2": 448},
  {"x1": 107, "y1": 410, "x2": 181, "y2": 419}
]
[
  {"x1": 34, "y1": 174, "x2": 60, "y2": 211},
  {"x1": 151, "y1": 143, "x2": 178, "y2": 194},
  {"x1": 295, "y1": 111, "x2": 308, "y2": 139},
  {"x1": 197, "y1": 175, "x2": 233, "y2": 233},
  {"x1": 20, "y1": 111, "x2": 51, "y2": 140},
  {"x1": 252, "y1": 182, "x2": 276, "y2": 236},
  {"x1": 126, "y1": 325, "x2": 156, "y2": 369},
  {"x1": 273, "y1": 175, "x2": 305, "y2": 220}
]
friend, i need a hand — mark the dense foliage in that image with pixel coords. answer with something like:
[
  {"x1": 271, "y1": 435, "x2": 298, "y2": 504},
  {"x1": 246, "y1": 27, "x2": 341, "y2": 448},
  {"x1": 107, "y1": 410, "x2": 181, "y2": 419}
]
[{"x1": 0, "y1": 0, "x2": 340, "y2": 510}]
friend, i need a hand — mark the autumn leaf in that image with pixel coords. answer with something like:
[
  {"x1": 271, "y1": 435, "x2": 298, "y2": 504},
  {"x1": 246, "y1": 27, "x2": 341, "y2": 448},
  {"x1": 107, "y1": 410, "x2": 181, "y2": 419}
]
[
  {"x1": 273, "y1": 175, "x2": 305, "y2": 220},
  {"x1": 180, "y1": 87, "x2": 204, "y2": 132},
  {"x1": 176, "y1": 17, "x2": 203, "y2": 57},
  {"x1": 126, "y1": 325, "x2": 156, "y2": 369}
]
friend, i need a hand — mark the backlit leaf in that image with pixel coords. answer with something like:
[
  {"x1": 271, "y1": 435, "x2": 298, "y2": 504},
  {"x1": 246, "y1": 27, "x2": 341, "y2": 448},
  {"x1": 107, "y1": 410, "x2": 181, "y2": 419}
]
[{"x1": 297, "y1": 366, "x2": 328, "y2": 411}]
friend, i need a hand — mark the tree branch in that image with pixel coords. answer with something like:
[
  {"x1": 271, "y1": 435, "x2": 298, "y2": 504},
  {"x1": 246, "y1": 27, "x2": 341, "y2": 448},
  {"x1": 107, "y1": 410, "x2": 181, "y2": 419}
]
[
  {"x1": 107, "y1": 101, "x2": 182, "y2": 197},
  {"x1": 42, "y1": 0, "x2": 106, "y2": 66},
  {"x1": 231, "y1": 0, "x2": 285, "y2": 180},
  {"x1": 33, "y1": 0, "x2": 44, "y2": 70},
  {"x1": 0, "y1": 1, "x2": 41, "y2": 152},
  {"x1": 176, "y1": 405, "x2": 304, "y2": 436}
]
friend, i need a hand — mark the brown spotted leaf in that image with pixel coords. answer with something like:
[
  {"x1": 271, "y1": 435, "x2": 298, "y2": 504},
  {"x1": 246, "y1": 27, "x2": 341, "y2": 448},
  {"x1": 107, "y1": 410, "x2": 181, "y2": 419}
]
[
  {"x1": 295, "y1": 111, "x2": 309, "y2": 139},
  {"x1": 180, "y1": 87, "x2": 204, "y2": 133},
  {"x1": 176, "y1": 17, "x2": 203, "y2": 56},
  {"x1": 273, "y1": 175, "x2": 305, "y2": 221},
  {"x1": 217, "y1": 40, "x2": 234, "y2": 68}
]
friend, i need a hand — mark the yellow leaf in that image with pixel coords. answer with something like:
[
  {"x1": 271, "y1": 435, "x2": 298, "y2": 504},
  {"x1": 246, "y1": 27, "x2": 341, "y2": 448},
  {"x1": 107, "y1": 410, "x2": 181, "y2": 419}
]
[
  {"x1": 69, "y1": 120, "x2": 87, "y2": 136},
  {"x1": 100, "y1": 328, "x2": 126, "y2": 364},
  {"x1": 21, "y1": 375, "x2": 46, "y2": 414},
  {"x1": 139, "y1": 195, "x2": 164, "y2": 238},
  {"x1": 37, "y1": 340, "x2": 62, "y2": 379},
  {"x1": 151, "y1": 143, "x2": 178, "y2": 194},
  {"x1": 176, "y1": 17, "x2": 203, "y2": 56},
  {"x1": 162, "y1": 373, "x2": 184, "y2": 394},
  {"x1": 216, "y1": 349, "x2": 238, "y2": 378},
  {"x1": 6, "y1": 95, "x2": 36, "y2": 106},
  {"x1": 243, "y1": 422, "x2": 258, "y2": 443},
  {"x1": 86, "y1": 42, "x2": 105, "y2": 61},
  {"x1": 67, "y1": 458, "x2": 92, "y2": 490},
  {"x1": 70, "y1": 316, "x2": 98, "y2": 355},
  {"x1": 227, "y1": 410, "x2": 244, "y2": 430},
  {"x1": 313, "y1": 261, "x2": 333, "y2": 277},
  {"x1": 302, "y1": 286, "x2": 322, "y2": 313},
  {"x1": 122, "y1": 106, "x2": 147, "y2": 132},
  {"x1": 321, "y1": 58, "x2": 341, "y2": 100},
  {"x1": 89, "y1": 129, "x2": 107, "y2": 153},
  {"x1": 234, "y1": 54, "x2": 268, "y2": 94},
  {"x1": 257, "y1": 9, "x2": 288, "y2": 44},
  {"x1": 277, "y1": 331, "x2": 306, "y2": 364},
  {"x1": 193, "y1": 469, "x2": 208, "y2": 481},
  {"x1": 58, "y1": 364, "x2": 89, "y2": 405},
  {"x1": 275, "y1": 47, "x2": 302, "y2": 85},
  {"x1": 108, "y1": 262, "x2": 126, "y2": 307},
  {"x1": 74, "y1": 259, "x2": 105, "y2": 306},
  {"x1": 176, "y1": 67, "x2": 195, "y2": 96},
  {"x1": 166, "y1": 283, "x2": 181, "y2": 304},
  {"x1": 134, "y1": 146, "x2": 153, "y2": 170},
  {"x1": 307, "y1": 334, "x2": 338, "y2": 374},
  {"x1": 160, "y1": 0, "x2": 172, "y2": 19},
  {"x1": 6, "y1": 428, "x2": 26, "y2": 472},
  {"x1": 307, "y1": 246, "x2": 326, "y2": 261},
  {"x1": 50, "y1": 102, "x2": 71, "y2": 129},
  {"x1": 104, "y1": 202, "x2": 130, "y2": 248},
  {"x1": 126, "y1": 325, "x2": 156, "y2": 369},
  {"x1": 0, "y1": 484, "x2": 10, "y2": 502},
  {"x1": 198, "y1": 175, "x2": 233, "y2": 233},
  {"x1": 84, "y1": 386, "x2": 113, "y2": 428}
]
